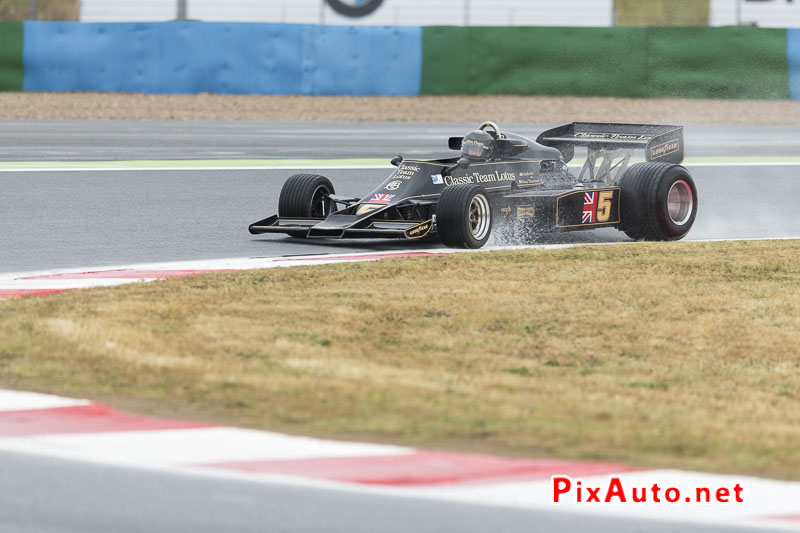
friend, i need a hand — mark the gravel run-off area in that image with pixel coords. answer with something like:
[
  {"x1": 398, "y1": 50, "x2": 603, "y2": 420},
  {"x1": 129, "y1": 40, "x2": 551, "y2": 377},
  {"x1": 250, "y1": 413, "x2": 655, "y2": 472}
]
[{"x1": 1, "y1": 92, "x2": 800, "y2": 124}]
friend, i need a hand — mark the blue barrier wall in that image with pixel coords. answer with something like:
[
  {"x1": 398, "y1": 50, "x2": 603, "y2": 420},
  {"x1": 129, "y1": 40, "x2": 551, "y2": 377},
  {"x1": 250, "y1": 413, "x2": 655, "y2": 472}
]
[
  {"x1": 158, "y1": 23, "x2": 304, "y2": 94},
  {"x1": 24, "y1": 23, "x2": 160, "y2": 92},
  {"x1": 305, "y1": 25, "x2": 421, "y2": 95},
  {"x1": 23, "y1": 21, "x2": 422, "y2": 95},
  {"x1": 789, "y1": 29, "x2": 800, "y2": 100}
]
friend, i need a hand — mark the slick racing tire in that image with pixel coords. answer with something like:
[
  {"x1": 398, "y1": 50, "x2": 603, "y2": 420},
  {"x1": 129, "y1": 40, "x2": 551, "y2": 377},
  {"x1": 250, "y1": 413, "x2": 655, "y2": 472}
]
[
  {"x1": 619, "y1": 163, "x2": 697, "y2": 241},
  {"x1": 278, "y1": 174, "x2": 335, "y2": 238},
  {"x1": 437, "y1": 184, "x2": 493, "y2": 249}
]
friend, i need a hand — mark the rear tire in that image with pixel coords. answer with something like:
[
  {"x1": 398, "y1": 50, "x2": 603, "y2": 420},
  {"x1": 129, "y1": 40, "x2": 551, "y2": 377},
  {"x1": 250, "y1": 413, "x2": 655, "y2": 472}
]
[
  {"x1": 619, "y1": 163, "x2": 697, "y2": 241},
  {"x1": 278, "y1": 174, "x2": 335, "y2": 238},
  {"x1": 437, "y1": 184, "x2": 493, "y2": 249}
]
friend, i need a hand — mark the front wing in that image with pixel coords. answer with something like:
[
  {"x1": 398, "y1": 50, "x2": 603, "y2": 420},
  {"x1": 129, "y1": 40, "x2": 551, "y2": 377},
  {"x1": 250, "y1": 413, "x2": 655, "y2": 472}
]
[{"x1": 248, "y1": 215, "x2": 434, "y2": 240}]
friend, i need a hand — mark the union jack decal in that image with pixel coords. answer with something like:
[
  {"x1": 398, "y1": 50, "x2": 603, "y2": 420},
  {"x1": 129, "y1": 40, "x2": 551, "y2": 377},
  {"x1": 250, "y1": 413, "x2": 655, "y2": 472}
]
[
  {"x1": 370, "y1": 193, "x2": 395, "y2": 204},
  {"x1": 582, "y1": 192, "x2": 598, "y2": 224}
]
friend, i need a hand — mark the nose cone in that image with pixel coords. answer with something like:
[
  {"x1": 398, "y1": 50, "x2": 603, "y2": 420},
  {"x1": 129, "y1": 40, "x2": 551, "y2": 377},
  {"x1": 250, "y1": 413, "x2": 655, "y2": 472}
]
[{"x1": 357, "y1": 161, "x2": 450, "y2": 213}]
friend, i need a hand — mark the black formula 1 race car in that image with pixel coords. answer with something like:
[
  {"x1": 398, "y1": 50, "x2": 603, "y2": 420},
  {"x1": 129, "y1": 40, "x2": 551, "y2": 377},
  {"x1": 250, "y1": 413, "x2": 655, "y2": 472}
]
[{"x1": 249, "y1": 121, "x2": 697, "y2": 248}]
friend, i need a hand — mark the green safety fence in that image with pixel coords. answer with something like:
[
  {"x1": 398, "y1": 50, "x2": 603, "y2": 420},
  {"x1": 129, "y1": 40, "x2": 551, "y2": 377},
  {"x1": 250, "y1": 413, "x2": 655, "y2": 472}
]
[
  {"x1": 421, "y1": 26, "x2": 789, "y2": 100},
  {"x1": 0, "y1": 22, "x2": 24, "y2": 91}
]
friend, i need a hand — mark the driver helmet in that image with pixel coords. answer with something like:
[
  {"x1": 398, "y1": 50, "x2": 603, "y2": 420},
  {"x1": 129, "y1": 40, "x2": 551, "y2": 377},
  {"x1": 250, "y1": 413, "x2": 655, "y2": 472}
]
[{"x1": 461, "y1": 130, "x2": 494, "y2": 161}]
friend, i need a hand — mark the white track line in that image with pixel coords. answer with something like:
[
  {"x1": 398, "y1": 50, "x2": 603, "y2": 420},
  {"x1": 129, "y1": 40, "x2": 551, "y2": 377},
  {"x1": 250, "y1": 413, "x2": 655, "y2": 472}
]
[
  {"x1": 0, "y1": 427, "x2": 413, "y2": 468},
  {"x1": 1, "y1": 161, "x2": 799, "y2": 172},
  {"x1": 0, "y1": 390, "x2": 91, "y2": 412},
  {"x1": 0, "y1": 165, "x2": 391, "y2": 173}
]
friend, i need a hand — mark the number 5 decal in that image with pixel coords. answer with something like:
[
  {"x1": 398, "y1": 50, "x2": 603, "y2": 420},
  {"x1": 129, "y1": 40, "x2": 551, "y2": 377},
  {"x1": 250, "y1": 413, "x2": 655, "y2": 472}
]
[{"x1": 596, "y1": 191, "x2": 613, "y2": 223}]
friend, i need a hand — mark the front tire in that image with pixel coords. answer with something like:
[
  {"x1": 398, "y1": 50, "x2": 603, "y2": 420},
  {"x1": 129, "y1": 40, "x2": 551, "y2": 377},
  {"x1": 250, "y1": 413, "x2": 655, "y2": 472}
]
[
  {"x1": 278, "y1": 174, "x2": 335, "y2": 238},
  {"x1": 619, "y1": 163, "x2": 697, "y2": 241},
  {"x1": 437, "y1": 185, "x2": 493, "y2": 248}
]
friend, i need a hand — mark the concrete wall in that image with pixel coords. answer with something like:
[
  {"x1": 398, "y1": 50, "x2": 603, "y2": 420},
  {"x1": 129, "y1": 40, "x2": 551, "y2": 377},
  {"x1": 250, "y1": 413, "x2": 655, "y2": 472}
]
[
  {"x1": 75, "y1": 0, "x2": 800, "y2": 29},
  {"x1": 80, "y1": 0, "x2": 177, "y2": 23},
  {"x1": 710, "y1": 0, "x2": 800, "y2": 28},
  {"x1": 79, "y1": 0, "x2": 615, "y2": 27}
]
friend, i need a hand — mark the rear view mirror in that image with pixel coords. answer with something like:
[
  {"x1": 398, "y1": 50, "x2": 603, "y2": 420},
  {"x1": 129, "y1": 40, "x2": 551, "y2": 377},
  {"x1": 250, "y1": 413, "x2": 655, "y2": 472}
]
[
  {"x1": 390, "y1": 155, "x2": 403, "y2": 167},
  {"x1": 448, "y1": 137, "x2": 463, "y2": 150}
]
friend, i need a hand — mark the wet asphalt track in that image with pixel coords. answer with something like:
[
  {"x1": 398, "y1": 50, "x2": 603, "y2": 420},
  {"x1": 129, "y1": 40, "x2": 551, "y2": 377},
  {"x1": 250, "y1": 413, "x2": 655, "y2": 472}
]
[
  {"x1": 3, "y1": 120, "x2": 800, "y2": 161},
  {"x1": 1, "y1": 121, "x2": 799, "y2": 533},
  {"x1": 2, "y1": 160, "x2": 800, "y2": 273},
  {"x1": 1, "y1": 120, "x2": 800, "y2": 273}
]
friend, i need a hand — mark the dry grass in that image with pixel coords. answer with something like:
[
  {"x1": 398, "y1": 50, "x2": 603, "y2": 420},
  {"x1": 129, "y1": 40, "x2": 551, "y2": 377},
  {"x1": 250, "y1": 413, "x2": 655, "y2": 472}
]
[
  {"x1": 615, "y1": 0, "x2": 709, "y2": 26},
  {"x1": 2, "y1": 240, "x2": 800, "y2": 478},
  {"x1": 2, "y1": 92, "x2": 800, "y2": 124},
  {"x1": 0, "y1": 0, "x2": 78, "y2": 20}
]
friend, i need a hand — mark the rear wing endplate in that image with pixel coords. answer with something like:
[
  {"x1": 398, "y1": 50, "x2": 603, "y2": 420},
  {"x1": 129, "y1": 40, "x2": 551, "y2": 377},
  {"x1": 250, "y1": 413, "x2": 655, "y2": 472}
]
[{"x1": 536, "y1": 123, "x2": 684, "y2": 165}]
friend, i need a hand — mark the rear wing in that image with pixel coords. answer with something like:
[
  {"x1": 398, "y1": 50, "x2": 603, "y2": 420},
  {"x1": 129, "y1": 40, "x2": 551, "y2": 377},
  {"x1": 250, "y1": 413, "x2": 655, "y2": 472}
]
[{"x1": 536, "y1": 123, "x2": 684, "y2": 165}]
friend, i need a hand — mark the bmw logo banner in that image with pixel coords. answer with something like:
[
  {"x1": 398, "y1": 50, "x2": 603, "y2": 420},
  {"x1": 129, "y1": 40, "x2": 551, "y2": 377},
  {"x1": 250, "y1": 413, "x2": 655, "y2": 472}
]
[{"x1": 326, "y1": 0, "x2": 385, "y2": 17}]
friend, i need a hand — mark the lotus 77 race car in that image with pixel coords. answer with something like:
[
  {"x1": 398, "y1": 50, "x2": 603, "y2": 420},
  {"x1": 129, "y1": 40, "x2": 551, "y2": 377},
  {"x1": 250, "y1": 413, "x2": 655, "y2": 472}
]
[{"x1": 249, "y1": 121, "x2": 697, "y2": 248}]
